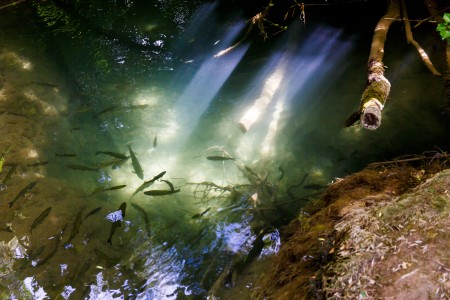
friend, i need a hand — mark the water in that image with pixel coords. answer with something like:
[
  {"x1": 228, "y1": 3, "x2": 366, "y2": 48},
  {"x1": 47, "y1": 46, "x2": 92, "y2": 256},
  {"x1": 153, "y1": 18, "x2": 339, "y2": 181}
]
[{"x1": 0, "y1": 1, "x2": 449, "y2": 299}]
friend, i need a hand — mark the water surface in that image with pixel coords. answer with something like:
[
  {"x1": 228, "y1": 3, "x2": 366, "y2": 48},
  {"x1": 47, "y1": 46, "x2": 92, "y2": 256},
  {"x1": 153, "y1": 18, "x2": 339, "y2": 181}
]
[{"x1": 0, "y1": 1, "x2": 448, "y2": 299}]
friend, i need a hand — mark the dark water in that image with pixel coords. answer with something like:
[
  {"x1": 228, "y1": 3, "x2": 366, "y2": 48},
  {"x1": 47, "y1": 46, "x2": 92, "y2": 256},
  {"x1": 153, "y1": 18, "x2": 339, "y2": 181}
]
[{"x1": 0, "y1": 0, "x2": 449, "y2": 299}]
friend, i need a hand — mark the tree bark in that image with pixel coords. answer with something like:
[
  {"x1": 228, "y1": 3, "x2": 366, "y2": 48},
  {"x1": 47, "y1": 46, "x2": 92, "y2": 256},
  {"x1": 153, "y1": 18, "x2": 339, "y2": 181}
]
[{"x1": 358, "y1": 0, "x2": 400, "y2": 130}]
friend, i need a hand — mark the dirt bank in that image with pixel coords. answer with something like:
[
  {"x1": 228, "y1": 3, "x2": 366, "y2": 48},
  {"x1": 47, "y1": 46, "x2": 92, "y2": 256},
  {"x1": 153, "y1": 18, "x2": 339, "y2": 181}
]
[{"x1": 256, "y1": 155, "x2": 450, "y2": 299}]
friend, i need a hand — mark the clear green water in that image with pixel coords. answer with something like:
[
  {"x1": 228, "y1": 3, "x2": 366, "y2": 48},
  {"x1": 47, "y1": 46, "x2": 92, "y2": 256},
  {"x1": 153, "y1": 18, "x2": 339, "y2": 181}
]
[{"x1": 0, "y1": 1, "x2": 449, "y2": 299}]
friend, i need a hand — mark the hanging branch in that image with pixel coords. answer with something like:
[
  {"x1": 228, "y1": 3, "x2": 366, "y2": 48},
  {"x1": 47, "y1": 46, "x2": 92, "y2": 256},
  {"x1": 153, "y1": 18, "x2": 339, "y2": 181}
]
[
  {"x1": 400, "y1": 0, "x2": 441, "y2": 76},
  {"x1": 345, "y1": 0, "x2": 400, "y2": 129},
  {"x1": 420, "y1": 0, "x2": 450, "y2": 111},
  {"x1": 214, "y1": 0, "x2": 287, "y2": 58}
]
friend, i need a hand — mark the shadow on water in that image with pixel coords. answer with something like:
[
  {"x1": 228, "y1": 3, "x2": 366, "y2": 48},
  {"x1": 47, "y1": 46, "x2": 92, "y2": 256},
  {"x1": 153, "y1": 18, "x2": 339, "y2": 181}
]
[{"x1": 0, "y1": 0, "x2": 449, "y2": 299}]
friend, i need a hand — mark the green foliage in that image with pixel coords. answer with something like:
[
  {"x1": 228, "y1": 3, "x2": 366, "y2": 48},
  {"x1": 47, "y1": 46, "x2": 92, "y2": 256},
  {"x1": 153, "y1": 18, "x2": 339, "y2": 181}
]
[{"x1": 436, "y1": 12, "x2": 450, "y2": 41}]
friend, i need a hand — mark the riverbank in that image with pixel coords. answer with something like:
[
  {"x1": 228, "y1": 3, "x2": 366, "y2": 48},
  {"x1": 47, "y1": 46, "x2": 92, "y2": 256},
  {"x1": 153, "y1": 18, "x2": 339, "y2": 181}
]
[{"x1": 254, "y1": 154, "x2": 450, "y2": 299}]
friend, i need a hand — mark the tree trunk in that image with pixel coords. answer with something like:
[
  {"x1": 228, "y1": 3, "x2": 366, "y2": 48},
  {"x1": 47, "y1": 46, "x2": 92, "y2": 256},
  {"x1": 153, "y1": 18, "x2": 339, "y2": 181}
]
[{"x1": 358, "y1": 0, "x2": 400, "y2": 130}]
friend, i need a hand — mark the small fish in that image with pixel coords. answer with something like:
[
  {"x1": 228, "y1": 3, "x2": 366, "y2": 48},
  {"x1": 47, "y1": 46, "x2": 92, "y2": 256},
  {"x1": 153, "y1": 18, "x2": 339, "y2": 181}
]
[
  {"x1": 96, "y1": 158, "x2": 128, "y2": 169},
  {"x1": 192, "y1": 207, "x2": 211, "y2": 219},
  {"x1": 206, "y1": 156, "x2": 235, "y2": 161},
  {"x1": 85, "y1": 207, "x2": 102, "y2": 220},
  {"x1": 30, "y1": 245, "x2": 47, "y2": 260},
  {"x1": 31, "y1": 81, "x2": 58, "y2": 88},
  {"x1": 28, "y1": 161, "x2": 49, "y2": 167},
  {"x1": 287, "y1": 173, "x2": 309, "y2": 199},
  {"x1": 70, "y1": 127, "x2": 82, "y2": 131},
  {"x1": 2, "y1": 164, "x2": 17, "y2": 184},
  {"x1": 143, "y1": 189, "x2": 180, "y2": 196},
  {"x1": 55, "y1": 153, "x2": 77, "y2": 157},
  {"x1": 131, "y1": 171, "x2": 166, "y2": 196},
  {"x1": 93, "y1": 106, "x2": 119, "y2": 119},
  {"x1": 107, "y1": 202, "x2": 127, "y2": 245},
  {"x1": 63, "y1": 211, "x2": 83, "y2": 246},
  {"x1": 23, "y1": 244, "x2": 47, "y2": 268},
  {"x1": 153, "y1": 134, "x2": 157, "y2": 148},
  {"x1": 161, "y1": 179, "x2": 175, "y2": 192},
  {"x1": 94, "y1": 105, "x2": 150, "y2": 118},
  {"x1": 103, "y1": 185, "x2": 126, "y2": 191},
  {"x1": 9, "y1": 181, "x2": 37, "y2": 208},
  {"x1": 30, "y1": 207, "x2": 52, "y2": 233},
  {"x1": 95, "y1": 151, "x2": 129, "y2": 160},
  {"x1": 131, "y1": 203, "x2": 151, "y2": 236},
  {"x1": 67, "y1": 164, "x2": 98, "y2": 172},
  {"x1": 128, "y1": 145, "x2": 144, "y2": 180},
  {"x1": 303, "y1": 184, "x2": 327, "y2": 190}
]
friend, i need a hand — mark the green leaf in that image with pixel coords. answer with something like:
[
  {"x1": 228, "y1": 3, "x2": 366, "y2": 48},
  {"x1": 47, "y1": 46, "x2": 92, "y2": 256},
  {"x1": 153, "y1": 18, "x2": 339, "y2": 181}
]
[{"x1": 443, "y1": 12, "x2": 450, "y2": 24}]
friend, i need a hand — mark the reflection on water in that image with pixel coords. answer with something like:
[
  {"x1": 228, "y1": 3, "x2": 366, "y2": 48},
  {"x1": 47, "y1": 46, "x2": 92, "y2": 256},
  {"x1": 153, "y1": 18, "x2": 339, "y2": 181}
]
[{"x1": 0, "y1": 0, "x2": 449, "y2": 299}]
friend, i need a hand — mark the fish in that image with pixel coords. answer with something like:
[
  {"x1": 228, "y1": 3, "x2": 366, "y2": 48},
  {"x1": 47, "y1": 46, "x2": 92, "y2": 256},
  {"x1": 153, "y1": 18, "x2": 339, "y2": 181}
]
[
  {"x1": 28, "y1": 161, "x2": 49, "y2": 167},
  {"x1": 94, "y1": 104, "x2": 150, "y2": 118},
  {"x1": 107, "y1": 202, "x2": 127, "y2": 245},
  {"x1": 96, "y1": 158, "x2": 128, "y2": 170},
  {"x1": 63, "y1": 211, "x2": 83, "y2": 247},
  {"x1": 161, "y1": 179, "x2": 175, "y2": 192},
  {"x1": 128, "y1": 145, "x2": 144, "y2": 180},
  {"x1": 31, "y1": 81, "x2": 58, "y2": 88},
  {"x1": 2, "y1": 164, "x2": 16, "y2": 184},
  {"x1": 85, "y1": 207, "x2": 102, "y2": 220},
  {"x1": 33, "y1": 224, "x2": 67, "y2": 267},
  {"x1": 206, "y1": 156, "x2": 235, "y2": 161},
  {"x1": 143, "y1": 189, "x2": 180, "y2": 196},
  {"x1": 19, "y1": 244, "x2": 47, "y2": 269},
  {"x1": 153, "y1": 134, "x2": 157, "y2": 148},
  {"x1": 55, "y1": 153, "x2": 77, "y2": 157},
  {"x1": 104, "y1": 185, "x2": 127, "y2": 191},
  {"x1": 287, "y1": 173, "x2": 309, "y2": 199},
  {"x1": 132, "y1": 171, "x2": 166, "y2": 196},
  {"x1": 30, "y1": 207, "x2": 52, "y2": 233},
  {"x1": 70, "y1": 127, "x2": 82, "y2": 131},
  {"x1": 192, "y1": 207, "x2": 211, "y2": 219},
  {"x1": 89, "y1": 184, "x2": 127, "y2": 196},
  {"x1": 93, "y1": 105, "x2": 119, "y2": 119},
  {"x1": 131, "y1": 203, "x2": 151, "y2": 236},
  {"x1": 67, "y1": 164, "x2": 98, "y2": 172},
  {"x1": 9, "y1": 181, "x2": 37, "y2": 208},
  {"x1": 95, "y1": 151, "x2": 129, "y2": 160}
]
